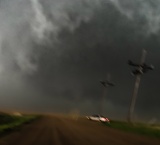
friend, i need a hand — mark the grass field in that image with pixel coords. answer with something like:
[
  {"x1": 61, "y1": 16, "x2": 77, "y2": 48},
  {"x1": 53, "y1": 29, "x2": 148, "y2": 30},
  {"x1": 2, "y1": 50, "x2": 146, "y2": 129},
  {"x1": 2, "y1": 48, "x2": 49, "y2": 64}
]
[
  {"x1": 105, "y1": 120, "x2": 160, "y2": 138},
  {"x1": 0, "y1": 113, "x2": 39, "y2": 135}
]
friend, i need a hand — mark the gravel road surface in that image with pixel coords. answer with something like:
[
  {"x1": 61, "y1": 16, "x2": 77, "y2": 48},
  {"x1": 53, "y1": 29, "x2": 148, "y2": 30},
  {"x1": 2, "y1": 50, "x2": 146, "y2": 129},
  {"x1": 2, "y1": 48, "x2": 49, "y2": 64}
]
[{"x1": 0, "y1": 115, "x2": 160, "y2": 145}]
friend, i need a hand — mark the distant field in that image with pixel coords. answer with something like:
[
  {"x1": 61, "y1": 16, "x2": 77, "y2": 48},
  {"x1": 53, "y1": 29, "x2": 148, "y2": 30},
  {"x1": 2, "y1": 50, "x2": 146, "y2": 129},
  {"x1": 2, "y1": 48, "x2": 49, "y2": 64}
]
[
  {"x1": 0, "y1": 113, "x2": 39, "y2": 136},
  {"x1": 105, "y1": 120, "x2": 160, "y2": 138}
]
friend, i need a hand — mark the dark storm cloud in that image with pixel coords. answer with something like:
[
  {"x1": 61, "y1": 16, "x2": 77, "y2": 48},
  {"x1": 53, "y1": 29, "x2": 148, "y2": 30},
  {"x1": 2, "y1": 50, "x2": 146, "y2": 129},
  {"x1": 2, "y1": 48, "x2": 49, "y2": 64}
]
[{"x1": 0, "y1": 0, "x2": 160, "y2": 121}]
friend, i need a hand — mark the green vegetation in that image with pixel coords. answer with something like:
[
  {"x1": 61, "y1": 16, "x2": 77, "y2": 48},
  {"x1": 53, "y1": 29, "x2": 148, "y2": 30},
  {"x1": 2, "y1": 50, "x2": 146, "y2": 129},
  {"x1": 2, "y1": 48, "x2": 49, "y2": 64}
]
[
  {"x1": 0, "y1": 113, "x2": 39, "y2": 135},
  {"x1": 105, "y1": 120, "x2": 160, "y2": 138}
]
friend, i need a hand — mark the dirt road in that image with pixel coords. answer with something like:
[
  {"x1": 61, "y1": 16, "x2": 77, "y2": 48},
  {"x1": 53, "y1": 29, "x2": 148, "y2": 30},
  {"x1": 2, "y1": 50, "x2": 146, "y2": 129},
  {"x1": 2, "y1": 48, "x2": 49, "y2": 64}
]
[{"x1": 0, "y1": 115, "x2": 160, "y2": 145}]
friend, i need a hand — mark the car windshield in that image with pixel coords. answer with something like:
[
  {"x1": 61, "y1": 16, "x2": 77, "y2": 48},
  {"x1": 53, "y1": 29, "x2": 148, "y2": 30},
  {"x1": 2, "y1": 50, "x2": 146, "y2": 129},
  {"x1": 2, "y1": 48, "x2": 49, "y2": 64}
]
[
  {"x1": 99, "y1": 115, "x2": 105, "y2": 118},
  {"x1": 92, "y1": 115, "x2": 99, "y2": 117}
]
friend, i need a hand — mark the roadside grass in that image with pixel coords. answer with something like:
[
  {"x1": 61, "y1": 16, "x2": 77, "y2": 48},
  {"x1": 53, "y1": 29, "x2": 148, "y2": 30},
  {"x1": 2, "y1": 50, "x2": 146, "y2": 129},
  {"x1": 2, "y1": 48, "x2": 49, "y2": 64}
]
[
  {"x1": 0, "y1": 114, "x2": 39, "y2": 136},
  {"x1": 104, "y1": 120, "x2": 160, "y2": 138}
]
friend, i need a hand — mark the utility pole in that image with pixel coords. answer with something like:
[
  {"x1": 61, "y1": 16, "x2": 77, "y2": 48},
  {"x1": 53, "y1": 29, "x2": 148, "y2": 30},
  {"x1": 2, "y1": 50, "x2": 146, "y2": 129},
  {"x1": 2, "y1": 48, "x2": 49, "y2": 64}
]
[
  {"x1": 100, "y1": 73, "x2": 114, "y2": 115},
  {"x1": 127, "y1": 49, "x2": 154, "y2": 123}
]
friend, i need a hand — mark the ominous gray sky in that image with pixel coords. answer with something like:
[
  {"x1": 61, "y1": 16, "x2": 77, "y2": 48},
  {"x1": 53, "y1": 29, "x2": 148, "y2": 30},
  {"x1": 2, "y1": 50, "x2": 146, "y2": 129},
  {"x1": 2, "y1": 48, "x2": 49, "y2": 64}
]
[{"x1": 0, "y1": 0, "x2": 160, "y2": 122}]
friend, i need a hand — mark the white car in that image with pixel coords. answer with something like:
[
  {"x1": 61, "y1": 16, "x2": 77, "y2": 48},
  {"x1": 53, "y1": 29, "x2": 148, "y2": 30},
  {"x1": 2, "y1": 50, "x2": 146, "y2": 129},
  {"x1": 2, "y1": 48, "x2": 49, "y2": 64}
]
[{"x1": 86, "y1": 114, "x2": 110, "y2": 123}]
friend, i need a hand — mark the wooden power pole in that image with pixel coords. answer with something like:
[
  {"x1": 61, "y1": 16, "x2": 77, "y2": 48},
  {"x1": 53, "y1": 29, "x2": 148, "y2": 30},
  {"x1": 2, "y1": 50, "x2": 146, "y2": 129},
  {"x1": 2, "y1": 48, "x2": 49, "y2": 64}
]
[{"x1": 127, "y1": 49, "x2": 147, "y2": 123}]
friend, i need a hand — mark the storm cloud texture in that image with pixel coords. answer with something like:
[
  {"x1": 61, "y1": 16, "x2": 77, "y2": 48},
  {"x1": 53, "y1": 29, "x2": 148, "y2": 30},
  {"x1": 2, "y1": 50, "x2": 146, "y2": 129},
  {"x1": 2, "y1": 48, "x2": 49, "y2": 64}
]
[{"x1": 0, "y1": 0, "x2": 160, "y2": 122}]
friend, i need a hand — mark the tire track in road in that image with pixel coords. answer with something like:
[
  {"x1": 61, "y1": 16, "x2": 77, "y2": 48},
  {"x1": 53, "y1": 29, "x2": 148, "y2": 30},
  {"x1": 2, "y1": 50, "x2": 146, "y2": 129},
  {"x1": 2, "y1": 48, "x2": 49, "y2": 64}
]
[
  {"x1": 53, "y1": 117, "x2": 108, "y2": 145},
  {"x1": 51, "y1": 117, "x2": 92, "y2": 145},
  {"x1": 53, "y1": 127, "x2": 75, "y2": 145},
  {"x1": 29, "y1": 127, "x2": 52, "y2": 145},
  {"x1": 51, "y1": 117, "x2": 78, "y2": 145}
]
